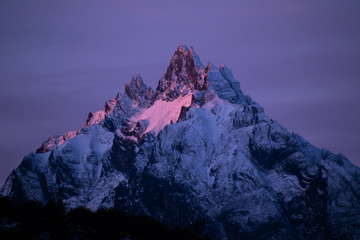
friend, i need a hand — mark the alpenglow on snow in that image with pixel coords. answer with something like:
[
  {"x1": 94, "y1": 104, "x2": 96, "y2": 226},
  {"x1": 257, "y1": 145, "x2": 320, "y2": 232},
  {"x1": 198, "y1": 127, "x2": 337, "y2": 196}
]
[{"x1": 2, "y1": 45, "x2": 360, "y2": 240}]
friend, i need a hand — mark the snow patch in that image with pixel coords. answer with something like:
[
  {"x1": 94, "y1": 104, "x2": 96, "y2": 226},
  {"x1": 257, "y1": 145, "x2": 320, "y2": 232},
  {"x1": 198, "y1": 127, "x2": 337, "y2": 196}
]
[{"x1": 130, "y1": 93, "x2": 193, "y2": 135}]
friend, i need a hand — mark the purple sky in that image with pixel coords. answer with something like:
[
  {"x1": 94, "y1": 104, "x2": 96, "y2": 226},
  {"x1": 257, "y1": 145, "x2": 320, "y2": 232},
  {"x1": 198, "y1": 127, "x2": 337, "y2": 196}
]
[{"x1": 1, "y1": 0, "x2": 359, "y2": 184}]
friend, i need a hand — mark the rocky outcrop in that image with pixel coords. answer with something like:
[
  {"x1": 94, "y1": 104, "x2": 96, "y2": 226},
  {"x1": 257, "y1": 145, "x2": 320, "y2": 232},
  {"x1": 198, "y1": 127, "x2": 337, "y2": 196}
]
[{"x1": 125, "y1": 74, "x2": 154, "y2": 107}]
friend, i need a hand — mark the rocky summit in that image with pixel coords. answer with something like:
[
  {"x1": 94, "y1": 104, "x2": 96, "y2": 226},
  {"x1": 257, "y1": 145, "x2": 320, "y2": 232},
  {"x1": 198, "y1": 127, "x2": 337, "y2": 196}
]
[{"x1": 2, "y1": 45, "x2": 360, "y2": 240}]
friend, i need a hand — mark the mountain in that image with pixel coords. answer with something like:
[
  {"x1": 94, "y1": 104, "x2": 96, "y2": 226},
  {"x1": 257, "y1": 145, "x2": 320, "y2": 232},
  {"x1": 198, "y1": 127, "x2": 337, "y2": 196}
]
[{"x1": 1, "y1": 45, "x2": 360, "y2": 240}]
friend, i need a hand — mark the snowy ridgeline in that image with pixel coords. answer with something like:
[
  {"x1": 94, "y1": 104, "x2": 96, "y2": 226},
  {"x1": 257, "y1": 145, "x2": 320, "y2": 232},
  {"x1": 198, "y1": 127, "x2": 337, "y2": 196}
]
[{"x1": 1, "y1": 45, "x2": 360, "y2": 240}]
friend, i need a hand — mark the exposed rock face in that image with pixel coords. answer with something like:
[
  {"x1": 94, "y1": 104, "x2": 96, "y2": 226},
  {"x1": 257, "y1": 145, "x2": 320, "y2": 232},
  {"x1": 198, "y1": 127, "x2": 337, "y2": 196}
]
[
  {"x1": 2, "y1": 45, "x2": 360, "y2": 240},
  {"x1": 125, "y1": 74, "x2": 154, "y2": 107},
  {"x1": 155, "y1": 45, "x2": 208, "y2": 100}
]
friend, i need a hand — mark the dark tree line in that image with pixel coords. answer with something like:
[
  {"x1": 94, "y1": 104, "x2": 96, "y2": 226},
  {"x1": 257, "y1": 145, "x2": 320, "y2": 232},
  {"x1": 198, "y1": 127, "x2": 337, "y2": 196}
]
[{"x1": 0, "y1": 196, "x2": 210, "y2": 240}]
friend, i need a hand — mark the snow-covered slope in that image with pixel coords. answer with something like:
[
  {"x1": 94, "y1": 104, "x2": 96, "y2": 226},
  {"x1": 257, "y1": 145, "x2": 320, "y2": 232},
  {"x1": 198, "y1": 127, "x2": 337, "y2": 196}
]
[
  {"x1": 2, "y1": 45, "x2": 360, "y2": 240},
  {"x1": 130, "y1": 93, "x2": 192, "y2": 136}
]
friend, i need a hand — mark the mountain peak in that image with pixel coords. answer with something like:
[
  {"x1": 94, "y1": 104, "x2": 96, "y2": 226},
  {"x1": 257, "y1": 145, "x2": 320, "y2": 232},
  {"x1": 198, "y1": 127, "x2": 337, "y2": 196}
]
[
  {"x1": 125, "y1": 74, "x2": 147, "y2": 97},
  {"x1": 155, "y1": 45, "x2": 246, "y2": 105},
  {"x1": 155, "y1": 45, "x2": 207, "y2": 100},
  {"x1": 3, "y1": 45, "x2": 360, "y2": 240},
  {"x1": 174, "y1": 44, "x2": 189, "y2": 53},
  {"x1": 173, "y1": 44, "x2": 204, "y2": 68},
  {"x1": 125, "y1": 74, "x2": 154, "y2": 107}
]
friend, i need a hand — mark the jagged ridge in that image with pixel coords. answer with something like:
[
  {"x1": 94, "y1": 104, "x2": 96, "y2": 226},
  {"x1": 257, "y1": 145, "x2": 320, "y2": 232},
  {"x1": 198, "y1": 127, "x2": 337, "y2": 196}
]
[{"x1": 2, "y1": 45, "x2": 360, "y2": 240}]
